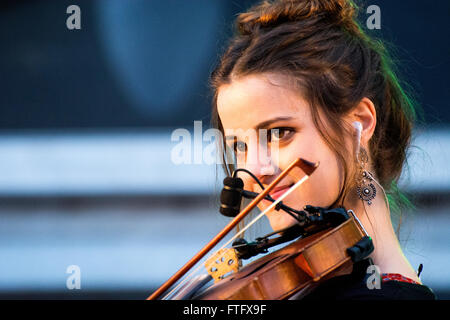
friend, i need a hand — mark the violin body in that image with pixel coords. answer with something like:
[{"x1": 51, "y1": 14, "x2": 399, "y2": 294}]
[{"x1": 194, "y1": 217, "x2": 365, "y2": 300}]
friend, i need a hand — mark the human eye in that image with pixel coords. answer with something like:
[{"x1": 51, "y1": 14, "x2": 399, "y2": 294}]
[
  {"x1": 233, "y1": 140, "x2": 247, "y2": 154},
  {"x1": 267, "y1": 127, "x2": 295, "y2": 143}
]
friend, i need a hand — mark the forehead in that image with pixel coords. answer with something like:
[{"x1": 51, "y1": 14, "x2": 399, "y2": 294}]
[{"x1": 217, "y1": 73, "x2": 308, "y2": 131}]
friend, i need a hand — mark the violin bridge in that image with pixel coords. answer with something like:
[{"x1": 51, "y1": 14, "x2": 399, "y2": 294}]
[{"x1": 204, "y1": 248, "x2": 241, "y2": 283}]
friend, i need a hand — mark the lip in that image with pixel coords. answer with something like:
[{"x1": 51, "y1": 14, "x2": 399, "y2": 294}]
[{"x1": 268, "y1": 184, "x2": 294, "y2": 200}]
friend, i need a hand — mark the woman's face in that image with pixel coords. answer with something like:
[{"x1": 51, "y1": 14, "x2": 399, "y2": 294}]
[{"x1": 217, "y1": 73, "x2": 347, "y2": 231}]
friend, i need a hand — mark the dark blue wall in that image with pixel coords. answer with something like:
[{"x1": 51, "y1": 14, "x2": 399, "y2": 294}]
[{"x1": 0, "y1": 0, "x2": 448, "y2": 130}]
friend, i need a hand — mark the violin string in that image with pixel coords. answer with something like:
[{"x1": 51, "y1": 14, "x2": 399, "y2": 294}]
[
  {"x1": 163, "y1": 174, "x2": 310, "y2": 299},
  {"x1": 162, "y1": 262, "x2": 206, "y2": 299}
]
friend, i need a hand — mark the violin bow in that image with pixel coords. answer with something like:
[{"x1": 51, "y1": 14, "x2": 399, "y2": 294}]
[{"x1": 147, "y1": 157, "x2": 318, "y2": 300}]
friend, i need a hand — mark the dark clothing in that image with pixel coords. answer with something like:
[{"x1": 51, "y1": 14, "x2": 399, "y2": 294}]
[{"x1": 303, "y1": 259, "x2": 436, "y2": 300}]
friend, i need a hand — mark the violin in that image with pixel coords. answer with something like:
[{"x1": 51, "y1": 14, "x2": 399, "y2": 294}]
[{"x1": 147, "y1": 158, "x2": 373, "y2": 300}]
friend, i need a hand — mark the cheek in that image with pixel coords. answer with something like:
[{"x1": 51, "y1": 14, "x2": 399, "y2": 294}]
[
  {"x1": 280, "y1": 136, "x2": 343, "y2": 207},
  {"x1": 301, "y1": 153, "x2": 342, "y2": 207}
]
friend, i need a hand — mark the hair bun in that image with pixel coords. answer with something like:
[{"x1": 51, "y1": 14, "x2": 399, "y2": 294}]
[{"x1": 237, "y1": 0, "x2": 358, "y2": 35}]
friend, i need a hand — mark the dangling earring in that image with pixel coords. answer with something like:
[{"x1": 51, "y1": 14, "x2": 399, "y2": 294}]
[{"x1": 356, "y1": 148, "x2": 377, "y2": 205}]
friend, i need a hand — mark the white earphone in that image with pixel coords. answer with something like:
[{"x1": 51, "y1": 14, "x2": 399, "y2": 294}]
[{"x1": 352, "y1": 121, "x2": 362, "y2": 155}]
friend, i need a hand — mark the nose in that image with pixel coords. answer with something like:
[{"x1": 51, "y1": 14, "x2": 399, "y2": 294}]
[{"x1": 238, "y1": 142, "x2": 278, "y2": 190}]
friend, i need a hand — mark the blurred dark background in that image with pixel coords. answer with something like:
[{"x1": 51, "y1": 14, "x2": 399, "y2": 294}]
[
  {"x1": 1, "y1": 0, "x2": 449, "y2": 130},
  {"x1": 0, "y1": 0, "x2": 448, "y2": 299}
]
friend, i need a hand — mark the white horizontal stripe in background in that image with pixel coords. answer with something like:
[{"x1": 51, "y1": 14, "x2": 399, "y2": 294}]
[{"x1": 0, "y1": 128, "x2": 448, "y2": 195}]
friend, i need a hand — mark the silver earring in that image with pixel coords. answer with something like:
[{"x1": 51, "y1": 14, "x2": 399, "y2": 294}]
[{"x1": 356, "y1": 148, "x2": 377, "y2": 205}]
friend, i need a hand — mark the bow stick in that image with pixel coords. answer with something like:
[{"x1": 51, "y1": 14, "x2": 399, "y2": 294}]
[{"x1": 147, "y1": 157, "x2": 318, "y2": 300}]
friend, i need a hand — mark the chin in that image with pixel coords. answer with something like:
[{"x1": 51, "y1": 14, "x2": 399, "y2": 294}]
[{"x1": 267, "y1": 211, "x2": 299, "y2": 231}]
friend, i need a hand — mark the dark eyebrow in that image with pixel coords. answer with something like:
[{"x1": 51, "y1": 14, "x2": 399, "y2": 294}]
[
  {"x1": 254, "y1": 116, "x2": 296, "y2": 129},
  {"x1": 224, "y1": 116, "x2": 295, "y2": 140}
]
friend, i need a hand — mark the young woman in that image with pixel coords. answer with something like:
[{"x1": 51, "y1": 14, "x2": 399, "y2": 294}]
[{"x1": 210, "y1": 0, "x2": 435, "y2": 299}]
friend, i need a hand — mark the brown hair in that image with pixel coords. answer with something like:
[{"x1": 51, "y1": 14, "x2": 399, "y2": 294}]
[{"x1": 210, "y1": 0, "x2": 418, "y2": 216}]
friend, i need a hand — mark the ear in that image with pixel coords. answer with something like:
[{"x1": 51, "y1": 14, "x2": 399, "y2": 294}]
[{"x1": 344, "y1": 97, "x2": 377, "y2": 148}]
